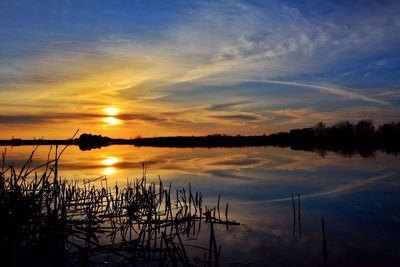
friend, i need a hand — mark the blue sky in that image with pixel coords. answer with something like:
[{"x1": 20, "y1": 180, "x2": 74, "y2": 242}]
[{"x1": 1, "y1": 0, "x2": 399, "y2": 138}]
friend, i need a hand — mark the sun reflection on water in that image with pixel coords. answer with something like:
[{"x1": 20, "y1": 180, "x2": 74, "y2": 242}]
[
  {"x1": 102, "y1": 156, "x2": 119, "y2": 166},
  {"x1": 101, "y1": 156, "x2": 119, "y2": 175},
  {"x1": 102, "y1": 167, "x2": 116, "y2": 175}
]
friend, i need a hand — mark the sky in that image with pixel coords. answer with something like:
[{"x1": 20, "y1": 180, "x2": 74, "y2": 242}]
[{"x1": 1, "y1": 0, "x2": 400, "y2": 138}]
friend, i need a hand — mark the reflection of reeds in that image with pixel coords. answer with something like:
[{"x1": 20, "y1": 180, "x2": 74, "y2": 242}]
[
  {"x1": 298, "y1": 193, "x2": 301, "y2": 240},
  {"x1": 322, "y1": 217, "x2": 328, "y2": 265},
  {"x1": 291, "y1": 194, "x2": 296, "y2": 238},
  {"x1": 0, "y1": 147, "x2": 239, "y2": 266},
  {"x1": 291, "y1": 193, "x2": 302, "y2": 240}
]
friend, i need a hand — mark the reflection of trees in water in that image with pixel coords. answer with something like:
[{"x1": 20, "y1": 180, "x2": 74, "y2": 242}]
[
  {"x1": 0, "y1": 151, "x2": 238, "y2": 266},
  {"x1": 270, "y1": 120, "x2": 400, "y2": 158},
  {"x1": 127, "y1": 120, "x2": 400, "y2": 158}
]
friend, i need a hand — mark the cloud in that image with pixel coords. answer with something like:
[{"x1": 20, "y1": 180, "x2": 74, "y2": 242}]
[
  {"x1": 0, "y1": 112, "x2": 165, "y2": 126},
  {"x1": 269, "y1": 108, "x2": 336, "y2": 127},
  {"x1": 1, "y1": 0, "x2": 400, "y2": 137},
  {"x1": 253, "y1": 80, "x2": 389, "y2": 105},
  {"x1": 3, "y1": 1, "x2": 400, "y2": 96},
  {"x1": 268, "y1": 106, "x2": 400, "y2": 129},
  {"x1": 171, "y1": 0, "x2": 400, "y2": 85},
  {"x1": 208, "y1": 113, "x2": 265, "y2": 122},
  {"x1": 207, "y1": 100, "x2": 254, "y2": 111},
  {"x1": 0, "y1": 108, "x2": 268, "y2": 132}
]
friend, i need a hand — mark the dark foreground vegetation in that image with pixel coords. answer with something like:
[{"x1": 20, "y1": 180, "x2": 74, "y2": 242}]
[
  {"x1": 0, "y1": 147, "x2": 238, "y2": 266},
  {"x1": 1, "y1": 120, "x2": 399, "y2": 157}
]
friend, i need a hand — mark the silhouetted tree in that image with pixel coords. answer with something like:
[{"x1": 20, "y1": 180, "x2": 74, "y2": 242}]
[
  {"x1": 377, "y1": 121, "x2": 400, "y2": 138},
  {"x1": 329, "y1": 121, "x2": 355, "y2": 138},
  {"x1": 355, "y1": 120, "x2": 374, "y2": 137},
  {"x1": 314, "y1": 122, "x2": 327, "y2": 137},
  {"x1": 77, "y1": 134, "x2": 111, "y2": 150}
]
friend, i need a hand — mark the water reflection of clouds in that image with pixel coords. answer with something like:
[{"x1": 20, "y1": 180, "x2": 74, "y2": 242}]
[
  {"x1": 3, "y1": 145, "x2": 400, "y2": 201},
  {"x1": 205, "y1": 169, "x2": 257, "y2": 181},
  {"x1": 4, "y1": 145, "x2": 400, "y2": 182},
  {"x1": 101, "y1": 156, "x2": 119, "y2": 175},
  {"x1": 248, "y1": 173, "x2": 396, "y2": 204},
  {"x1": 2, "y1": 145, "x2": 400, "y2": 264},
  {"x1": 221, "y1": 183, "x2": 400, "y2": 266}
]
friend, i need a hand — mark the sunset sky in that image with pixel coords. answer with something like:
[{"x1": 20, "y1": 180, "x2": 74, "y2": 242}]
[{"x1": 1, "y1": 0, "x2": 400, "y2": 138}]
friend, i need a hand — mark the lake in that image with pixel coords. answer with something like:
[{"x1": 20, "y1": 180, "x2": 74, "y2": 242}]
[{"x1": 2, "y1": 145, "x2": 400, "y2": 266}]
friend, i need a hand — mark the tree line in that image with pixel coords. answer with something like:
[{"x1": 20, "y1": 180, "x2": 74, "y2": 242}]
[{"x1": 267, "y1": 120, "x2": 400, "y2": 157}]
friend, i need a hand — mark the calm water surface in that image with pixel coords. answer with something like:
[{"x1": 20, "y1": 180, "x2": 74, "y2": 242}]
[{"x1": 3, "y1": 145, "x2": 400, "y2": 266}]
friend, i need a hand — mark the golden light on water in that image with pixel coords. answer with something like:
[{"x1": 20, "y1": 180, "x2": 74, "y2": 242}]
[
  {"x1": 103, "y1": 107, "x2": 120, "y2": 116},
  {"x1": 102, "y1": 167, "x2": 116, "y2": 175},
  {"x1": 101, "y1": 156, "x2": 119, "y2": 175},
  {"x1": 102, "y1": 156, "x2": 119, "y2": 166}
]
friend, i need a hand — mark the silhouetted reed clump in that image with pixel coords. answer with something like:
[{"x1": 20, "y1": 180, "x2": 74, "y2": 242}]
[{"x1": 0, "y1": 147, "x2": 238, "y2": 266}]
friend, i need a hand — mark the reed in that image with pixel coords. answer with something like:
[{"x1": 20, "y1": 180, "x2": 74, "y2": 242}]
[{"x1": 0, "y1": 147, "x2": 239, "y2": 266}]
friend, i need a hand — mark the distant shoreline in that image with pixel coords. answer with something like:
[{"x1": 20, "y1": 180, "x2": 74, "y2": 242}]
[
  {"x1": 1, "y1": 120, "x2": 400, "y2": 157},
  {"x1": 0, "y1": 135, "x2": 398, "y2": 158}
]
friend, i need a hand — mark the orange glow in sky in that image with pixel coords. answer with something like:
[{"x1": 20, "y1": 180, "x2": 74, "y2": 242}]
[
  {"x1": 103, "y1": 107, "x2": 120, "y2": 116},
  {"x1": 1, "y1": 1, "x2": 399, "y2": 140},
  {"x1": 103, "y1": 117, "x2": 121, "y2": 126}
]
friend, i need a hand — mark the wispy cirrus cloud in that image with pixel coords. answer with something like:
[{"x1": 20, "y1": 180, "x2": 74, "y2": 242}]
[
  {"x1": 208, "y1": 113, "x2": 266, "y2": 123},
  {"x1": 1, "y1": 0, "x2": 400, "y2": 137},
  {"x1": 172, "y1": 0, "x2": 400, "y2": 83},
  {"x1": 206, "y1": 100, "x2": 254, "y2": 111},
  {"x1": 253, "y1": 80, "x2": 389, "y2": 105}
]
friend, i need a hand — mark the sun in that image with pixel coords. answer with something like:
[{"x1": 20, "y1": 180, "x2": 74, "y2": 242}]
[
  {"x1": 103, "y1": 117, "x2": 121, "y2": 125},
  {"x1": 103, "y1": 107, "x2": 119, "y2": 116}
]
